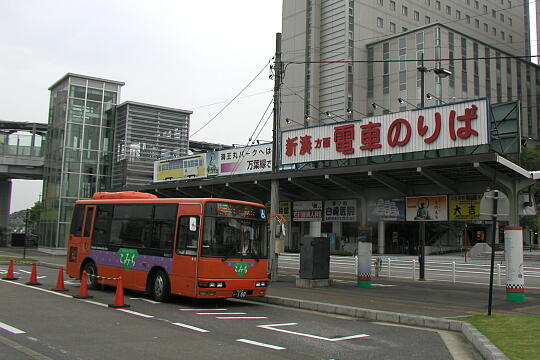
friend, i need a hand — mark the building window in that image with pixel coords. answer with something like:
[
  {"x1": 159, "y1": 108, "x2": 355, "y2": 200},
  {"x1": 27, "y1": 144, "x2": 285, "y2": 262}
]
[
  {"x1": 483, "y1": 5, "x2": 488, "y2": 14},
  {"x1": 402, "y1": 5, "x2": 408, "y2": 16},
  {"x1": 473, "y1": 43, "x2": 479, "y2": 97},
  {"x1": 425, "y1": 16, "x2": 431, "y2": 24},
  {"x1": 492, "y1": 9, "x2": 496, "y2": 18},
  {"x1": 456, "y1": 10, "x2": 461, "y2": 19},
  {"x1": 509, "y1": 35, "x2": 513, "y2": 43},
  {"x1": 475, "y1": 19, "x2": 479, "y2": 28},
  {"x1": 474, "y1": 0, "x2": 479, "y2": 9},
  {"x1": 484, "y1": 23, "x2": 488, "y2": 32},
  {"x1": 500, "y1": 14, "x2": 504, "y2": 22},
  {"x1": 390, "y1": 22, "x2": 396, "y2": 33},
  {"x1": 461, "y1": 37, "x2": 468, "y2": 93},
  {"x1": 377, "y1": 17, "x2": 384, "y2": 28},
  {"x1": 508, "y1": 17, "x2": 512, "y2": 26},
  {"x1": 402, "y1": 27, "x2": 408, "y2": 32},
  {"x1": 492, "y1": 27, "x2": 497, "y2": 36},
  {"x1": 501, "y1": 31, "x2": 505, "y2": 40},
  {"x1": 425, "y1": 0, "x2": 430, "y2": 5},
  {"x1": 446, "y1": 5, "x2": 451, "y2": 15},
  {"x1": 383, "y1": 42, "x2": 390, "y2": 94},
  {"x1": 390, "y1": 0, "x2": 395, "y2": 11},
  {"x1": 436, "y1": 1, "x2": 441, "y2": 10},
  {"x1": 414, "y1": 11, "x2": 419, "y2": 21},
  {"x1": 377, "y1": 0, "x2": 383, "y2": 5}
]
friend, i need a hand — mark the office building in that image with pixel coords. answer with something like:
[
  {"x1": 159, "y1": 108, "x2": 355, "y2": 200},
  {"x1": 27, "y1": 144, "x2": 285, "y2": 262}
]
[
  {"x1": 281, "y1": 0, "x2": 534, "y2": 133},
  {"x1": 112, "y1": 101, "x2": 191, "y2": 188}
]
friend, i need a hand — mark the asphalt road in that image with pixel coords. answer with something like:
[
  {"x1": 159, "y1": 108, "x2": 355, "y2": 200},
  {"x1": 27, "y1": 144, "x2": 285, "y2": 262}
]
[{"x1": 0, "y1": 265, "x2": 478, "y2": 360}]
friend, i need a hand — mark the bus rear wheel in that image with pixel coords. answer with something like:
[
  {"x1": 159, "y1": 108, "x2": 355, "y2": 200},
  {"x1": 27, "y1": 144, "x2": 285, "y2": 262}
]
[
  {"x1": 82, "y1": 261, "x2": 100, "y2": 290},
  {"x1": 151, "y1": 270, "x2": 170, "y2": 302}
]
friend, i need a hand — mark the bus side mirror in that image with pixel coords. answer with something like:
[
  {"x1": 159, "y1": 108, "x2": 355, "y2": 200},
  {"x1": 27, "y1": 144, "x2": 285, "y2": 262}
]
[{"x1": 189, "y1": 217, "x2": 197, "y2": 232}]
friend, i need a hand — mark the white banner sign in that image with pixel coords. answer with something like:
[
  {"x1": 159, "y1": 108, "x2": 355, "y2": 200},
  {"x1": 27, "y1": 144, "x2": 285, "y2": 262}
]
[
  {"x1": 293, "y1": 201, "x2": 322, "y2": 221},
  {"x1": 281, "y1": 99, "x2": 490, "y2": 165},
  {"x1": 324, "y1": 199, "x2": 357, "y2": 222},
  {"x1": 218, "y1": 144, "x2": 272, "y2": 176}
]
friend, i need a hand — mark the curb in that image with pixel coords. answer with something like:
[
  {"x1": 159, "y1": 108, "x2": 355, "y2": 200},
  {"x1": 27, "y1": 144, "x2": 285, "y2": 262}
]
[{"x1": 250, "y1": 295, "x2": 509, "y2": 360}]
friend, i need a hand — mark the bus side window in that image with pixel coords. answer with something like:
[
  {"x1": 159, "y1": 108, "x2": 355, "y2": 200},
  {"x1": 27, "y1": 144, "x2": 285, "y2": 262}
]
[
  {"x1": 70, "y1": 205, "x2": 85, "y2": 236},
  {"x1": 176, "y1": 216, "x2": 199, "y2": 256},
  {"x1": 83, "y1": 207, "x2": 94, "y2": 238}
]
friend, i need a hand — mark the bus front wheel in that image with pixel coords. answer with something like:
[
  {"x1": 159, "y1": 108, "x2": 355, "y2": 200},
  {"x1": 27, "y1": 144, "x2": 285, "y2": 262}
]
[
  {"x1": 151, "y1": 270, "x2": 170, "y2": 302},
  {"x1": 82, "y1": 261, "x2": 100, "y2": 290}
]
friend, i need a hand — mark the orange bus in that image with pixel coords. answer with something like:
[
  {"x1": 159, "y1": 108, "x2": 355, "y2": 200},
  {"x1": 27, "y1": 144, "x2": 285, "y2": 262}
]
[{"x1": 66, "y1": 192, "x2": 269, "y2": 301}]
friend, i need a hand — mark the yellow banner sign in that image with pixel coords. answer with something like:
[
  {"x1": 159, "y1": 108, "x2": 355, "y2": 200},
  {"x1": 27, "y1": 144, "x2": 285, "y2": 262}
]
[{"x1": 448, "y1": 194, "x2": 482, "y2": 220}]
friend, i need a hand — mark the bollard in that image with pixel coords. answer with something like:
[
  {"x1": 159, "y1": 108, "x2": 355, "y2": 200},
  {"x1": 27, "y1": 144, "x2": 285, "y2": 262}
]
[
  {"x1": 387, "y1": 258, "x2": 392, "y2": 278},
  {"x1": 412, "y1": 259, "x2": 416, "y2": 280},
  {"x1": 452, "y1": 261, "x2": 456, "y2": 284}
]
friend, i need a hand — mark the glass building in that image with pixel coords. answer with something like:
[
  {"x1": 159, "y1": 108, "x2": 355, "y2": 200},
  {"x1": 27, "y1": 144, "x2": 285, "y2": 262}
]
[
  {"x1": 112, "y1": 101, "x2": 191, "y2": 188},
  {"x1": 40, "y1": 73, "x2": 124, "y2": 248}
]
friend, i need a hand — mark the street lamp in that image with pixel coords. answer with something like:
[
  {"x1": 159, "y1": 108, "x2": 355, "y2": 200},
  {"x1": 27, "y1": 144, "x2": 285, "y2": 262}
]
[
  {"x1": 285, "y1": 117, "x2": 305, "y2": 126},
  {"x1": 371, "y1": 102, "x2": 391, "y2": 113},
  {"x1": 416, "y1": 53, "x2": 451, "y2": 281},
  {"x1": 397, "y1": 97, "x2": 419, "y2": 109},
  {"x1": 426, "y1": 93, "x2": 446, "y2": 104},
  {"x1": 417, "y1": 53, "x2": 452, "y2": 108}
]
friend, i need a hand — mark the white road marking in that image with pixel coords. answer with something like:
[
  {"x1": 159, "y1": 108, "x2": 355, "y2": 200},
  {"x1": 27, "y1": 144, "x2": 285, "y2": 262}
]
[
  {"x1": 18, "y1": 270, "x2": 31, "y2": 274},
  {"x1": 196, "y1": 312, "x2": 246, "y2": 315},
  {"x1": 79, "y1": 299, "x2": 108, "y2": 307},
  {"x1": 216, "y1": 316, "x2": 268, "y2": 319},
  {"x1": 0, "y1": 279, "x2": 72, "y2": 298},
  {"x1": 129, "y1": 297, "x2": 160, "y2": 304},
  {"x1": 258, "y1": 323, "x2": 369, "y2": 342},
  {"x1": 172, "y1": 322, "x2": 210, "y2": 333},
  {"x1": 371, "y1": 284, "x2": 396, "y2": 287},
  {"x1": 236, "y1": 339, "x2": 286, "y2": 350},
  {"x1": 0, "y1": 321, "x2": 25, "y2": 334},
  {"x1": 118, "y1": 309, "x2": 154, "y2": 318},
  {"x1": 179, "y1": 308, "x2": 228, "y2": 311}
]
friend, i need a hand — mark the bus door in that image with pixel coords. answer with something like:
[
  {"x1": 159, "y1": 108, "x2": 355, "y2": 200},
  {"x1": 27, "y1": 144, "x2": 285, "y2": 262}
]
[
  {"x1": 172, "y1": 204, "x2": 202, "y2": 298},
  {"x1": 67, "y1": 205, "x2": 95, "y2": 276}
]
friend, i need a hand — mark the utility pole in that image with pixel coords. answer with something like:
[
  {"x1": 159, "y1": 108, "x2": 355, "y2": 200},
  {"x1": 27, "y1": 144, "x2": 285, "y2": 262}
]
[{"x1": 269, "y1": 33, "x2": 282, "y2": 281}]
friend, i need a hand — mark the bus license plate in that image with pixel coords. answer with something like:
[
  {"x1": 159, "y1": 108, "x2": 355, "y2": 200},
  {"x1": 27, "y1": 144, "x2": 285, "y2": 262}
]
[{"x1": 233, "y1": 289, "x2": 248, "y2": 298}]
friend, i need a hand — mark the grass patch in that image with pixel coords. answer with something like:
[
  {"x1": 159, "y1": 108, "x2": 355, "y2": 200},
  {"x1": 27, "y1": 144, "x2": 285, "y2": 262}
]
[
  {"x1": 459, "y1": 314, "x2": 540, "y2": 360},
  {"x1": 0, "y1": 257, "x2": 36, "y2": 262}
]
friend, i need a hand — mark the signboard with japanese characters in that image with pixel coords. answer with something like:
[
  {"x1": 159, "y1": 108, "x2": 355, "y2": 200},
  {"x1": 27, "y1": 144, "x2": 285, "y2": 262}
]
[
  {"x1": 218, "y1": 143, "x2": 272, "y2": 176},
  {"x1": 280, "y1": 99, "x2": 490, "y2": 165},
  {"x1": 153, "y1": 154, "x2": 207, "y2": 182},
  {"x1": 367, "y1": 198, "x2": 405, "y2": 222},
  {"x1": 265, "y1": 201, "x2": 292, "y2": 221},
  {"x1": 293, "y1": 201, "x2": 322, "y2": 221},
  {"x1": 406, "y1": 196, "x2": 448, "y2": 221},
  {"x1": 324, "y1": 200, "x2": 357, "y2": 222},
  {"x1": 448, "y1": 194, "x2": 482, "y2": 220}
]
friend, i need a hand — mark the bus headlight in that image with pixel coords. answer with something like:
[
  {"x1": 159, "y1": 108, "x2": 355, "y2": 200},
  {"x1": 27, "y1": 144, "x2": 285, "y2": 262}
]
[
  {"x1": 255, "y1": 281, "x2": 268, "y2": 287},
  {"x1": 198, "y1": 281, "x2": 226, "y2": 288}
]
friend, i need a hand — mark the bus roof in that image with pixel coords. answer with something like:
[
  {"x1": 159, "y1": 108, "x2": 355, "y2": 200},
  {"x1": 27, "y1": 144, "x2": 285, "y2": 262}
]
[{"x1": 75, "y1": 197, "x2": 265, "y2": 207}]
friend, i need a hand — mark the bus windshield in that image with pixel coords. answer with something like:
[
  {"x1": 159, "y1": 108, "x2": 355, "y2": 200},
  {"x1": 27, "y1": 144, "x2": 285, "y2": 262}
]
[{"x1": 202, "y1": 202, "x2": 268, "y2": 259}]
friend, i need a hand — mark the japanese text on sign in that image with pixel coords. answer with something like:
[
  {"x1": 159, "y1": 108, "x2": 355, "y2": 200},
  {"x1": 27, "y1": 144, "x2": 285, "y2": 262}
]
[{"x1": 281, "y1": 99, "x2": 489, "y2": 165}]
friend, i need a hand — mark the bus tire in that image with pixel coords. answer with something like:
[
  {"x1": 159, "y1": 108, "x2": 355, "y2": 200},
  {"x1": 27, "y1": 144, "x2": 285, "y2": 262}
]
[
  {"x1": 81, "y1": 261, "x2": 100, "y2": 290},
  {"x1": 150, "y1": 269, "x2": 170, "y2": 302}
]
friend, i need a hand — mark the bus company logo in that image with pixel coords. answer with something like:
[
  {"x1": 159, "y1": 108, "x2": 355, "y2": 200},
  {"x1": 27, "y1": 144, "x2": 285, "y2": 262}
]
[
  {"x1": 117, "y1": 248, "x2": 139, "y2": 271},
  {"x1": 226, "y1": 262, "x2": 255, "y2": 277},
  {"x1": 259, "y1": 209, "x2": 266, "y2": 220}
]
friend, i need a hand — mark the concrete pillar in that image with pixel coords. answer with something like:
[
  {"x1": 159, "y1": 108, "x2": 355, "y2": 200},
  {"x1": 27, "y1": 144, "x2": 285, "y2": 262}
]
[
  {"x1": 377, "y1": 220, "x2": 385, "y2": 254},
  {"x1": 0, "y1": 179, "x2": 12, "y2": 246},
  {"x1": 309, "y1": 221, "x2": 321, "y2": 237}
]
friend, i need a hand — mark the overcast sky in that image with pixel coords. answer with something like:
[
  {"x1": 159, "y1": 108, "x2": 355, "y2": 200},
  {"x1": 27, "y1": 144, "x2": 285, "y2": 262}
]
[{"x1": 2, "y1": 0, "x2": 282, "y2": 213}]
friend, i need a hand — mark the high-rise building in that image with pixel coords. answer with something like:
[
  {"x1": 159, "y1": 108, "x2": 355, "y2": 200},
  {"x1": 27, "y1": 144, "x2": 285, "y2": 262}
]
[
  {"x1": 112, "y1": 101, "x2": 191, "y2": 188},
  {"x1": 281, "y1": 0, "x2": 535, "y2": 134},
  {"x1": 41, "y1": 74, "x2": 124, "y2": 248}
]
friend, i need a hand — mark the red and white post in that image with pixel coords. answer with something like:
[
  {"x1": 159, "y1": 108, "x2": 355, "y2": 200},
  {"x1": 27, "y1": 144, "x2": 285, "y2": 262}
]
[{"x1": 504, "y1": 226, "x2": 525, "y2": 302}]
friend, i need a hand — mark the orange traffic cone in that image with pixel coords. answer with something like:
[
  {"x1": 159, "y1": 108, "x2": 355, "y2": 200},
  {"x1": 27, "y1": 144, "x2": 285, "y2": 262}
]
[
  {"x1": 2, "y1": 260, "x2": 19, "y2": 280},
  {"x1": 26, "y1": 263, "x2": 41, "y2": 286},
  {"x1": 108, "y1": 276, "x2": 130, "y2": 308},
  {"x1": 73, "y1": 271, "x2": 93, "y2": 299},
  {"x1": 52, "y1": 266, "x2": 68, "y2": 292}
]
